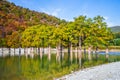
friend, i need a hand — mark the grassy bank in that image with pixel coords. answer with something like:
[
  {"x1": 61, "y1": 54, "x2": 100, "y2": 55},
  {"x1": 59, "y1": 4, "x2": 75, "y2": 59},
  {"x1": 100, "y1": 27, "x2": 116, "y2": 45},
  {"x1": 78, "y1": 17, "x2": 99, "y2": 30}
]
[{"x1": 0, "y1": 53, "x2": 120, "y2": 80}]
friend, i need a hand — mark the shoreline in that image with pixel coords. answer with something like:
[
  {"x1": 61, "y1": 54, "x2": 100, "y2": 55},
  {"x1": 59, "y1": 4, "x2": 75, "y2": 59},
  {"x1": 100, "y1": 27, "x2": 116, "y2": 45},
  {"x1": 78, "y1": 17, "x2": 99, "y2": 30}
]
[{"x1": 56, "y1": 61, "x2": 120, "y2": 80}]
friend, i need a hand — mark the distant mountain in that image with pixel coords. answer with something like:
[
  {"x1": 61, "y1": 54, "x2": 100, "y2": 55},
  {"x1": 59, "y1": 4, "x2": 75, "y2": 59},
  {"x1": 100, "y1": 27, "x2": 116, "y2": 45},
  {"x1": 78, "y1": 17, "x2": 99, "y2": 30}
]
[{"x1": 110, "y1": 26, "x2": 120, "y2": 33}]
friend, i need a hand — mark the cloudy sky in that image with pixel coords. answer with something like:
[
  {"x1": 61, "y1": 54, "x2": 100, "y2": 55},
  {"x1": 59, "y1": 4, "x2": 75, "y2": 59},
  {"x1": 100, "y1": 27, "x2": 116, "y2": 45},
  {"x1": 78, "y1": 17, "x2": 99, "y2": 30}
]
[{"x1": 9, "y1": 0, "x2": 120, "y2": 27}]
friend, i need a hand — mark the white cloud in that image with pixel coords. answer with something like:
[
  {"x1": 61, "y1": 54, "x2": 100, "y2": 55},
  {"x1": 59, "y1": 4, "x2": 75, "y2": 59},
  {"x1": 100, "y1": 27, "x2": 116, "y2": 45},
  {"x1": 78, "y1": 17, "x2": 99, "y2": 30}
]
[
  {"x1": 107, "y1": 22, "x2": 114, "y2": 27},
  {"x1": 51, "y1": 9, "x2": 61, "y2": 16},
  {"x1": 103, "y1": 16, "x2": 109, "y2": 20},
  {"x1": 103, "y1": 16, "x2": 114, "y2": 27},
  {"x1": 40, "y1": 8, "x2": 61, "y2": 17}
]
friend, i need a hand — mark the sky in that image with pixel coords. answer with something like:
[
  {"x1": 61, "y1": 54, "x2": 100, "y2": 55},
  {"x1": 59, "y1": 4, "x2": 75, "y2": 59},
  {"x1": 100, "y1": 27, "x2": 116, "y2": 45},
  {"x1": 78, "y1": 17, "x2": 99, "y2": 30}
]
[{"x1": 8, "y1": 0, "x2": 120, "y2": 27}]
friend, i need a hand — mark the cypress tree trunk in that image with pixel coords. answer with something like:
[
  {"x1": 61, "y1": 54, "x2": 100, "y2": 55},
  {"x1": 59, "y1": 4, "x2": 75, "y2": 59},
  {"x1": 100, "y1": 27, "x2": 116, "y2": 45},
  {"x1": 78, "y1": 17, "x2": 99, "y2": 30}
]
[
  {"x1": 62, "y1": 46, "x2": 64, "y2": 58},
  {"x1": 38, "y1": 47, "x2": 40, "y2": 56},
  {"x1": 42, "y1": 47, "x2": 44, "y2": 68},
  {"x1": 31, "y1": 47, "x2": 34, "y2": 59},
  {"x1": 106, "y1": 48, "x2": 109, "y2": 60},
  {"x1": 14, "y1": 48, "x2": 15, "y2": 56},
  {"x1": 2, "y1": 47, "x2": 3, "y2": 57},
  {"x1": 24, "y1": 48, "x2": 25, "y2": 55},
  {"x1": 60, "y1": 43, "x2": 63, "y2": 67},
  {"x1": 23, "y1": 48, "x2": 25, "y2": 55},
  {"x1": 56, "y1": 46, "x2": 58, "y2": 61},
  {"x1": 70, "y1": 42, "x2": 73, "y2": 64},
  {"x1": 75, "y1": 47, "x2": 78, "y2": 64},
  {"x1": 25, "y1": 48, "x2": 28, "y2": 59},
  {"x1": 68, "y1": 40, "x2": 70, "y2": 67},
  {"x1": 79, "y1": 36, "x2": 82, "y2": 67},
  {"x1": 8, "y1": 47, "x2": 11, "y2": 57},
  {"x1": 18, "y1": 47, "x2": 21, "y2": 73},
  {"x1": 36, "y1": 48, "x2": 38, "y2": 55},
  {"x1": 19, "y1": 47, "x2": 21, "y2": 57},
  {"x1": 56, "y1": 44, "x2": 60, "y2": 62},
  {"x1": 48, "y1": 45, "x2": 51, "y2": 61},
  {"x1": 95, "y1": 47, "x2": 99, "y2": 60},
  {"x1": 84, "y1": 47, "x2": 86, "y2": 60},
  {"x1": 42, "y1": 38, "x2": 44, "y2": 68},
  {"x1": 78, "y1": 48, "x2": 82, "y2": 67},
  {"x1": 40, "y1": 48, "x2": 42, "y2": 59},
  {"x1": 88, "y1": 46, "x2": 92, "y2": 61}
]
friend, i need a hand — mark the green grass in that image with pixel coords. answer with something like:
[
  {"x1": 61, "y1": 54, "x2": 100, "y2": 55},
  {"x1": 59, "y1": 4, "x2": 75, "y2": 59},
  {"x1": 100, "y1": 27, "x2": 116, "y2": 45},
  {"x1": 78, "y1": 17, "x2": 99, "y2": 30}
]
[{"x1": 0, "y1": 53, "x2": 120, "y2": 80}]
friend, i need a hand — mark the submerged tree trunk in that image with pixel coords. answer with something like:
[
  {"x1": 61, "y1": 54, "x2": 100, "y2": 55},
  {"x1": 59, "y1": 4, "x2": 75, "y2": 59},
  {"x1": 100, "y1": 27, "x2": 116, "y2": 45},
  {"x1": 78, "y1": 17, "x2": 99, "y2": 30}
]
[
  {"x1": 18, "y1": 47, "x2": 21, "y2": 73},
  {"x1": 25, "y1": 48, "x2": 28, "y2": 59},
  {"x1": 70, "y1": 42, "x2": 73, "y2": 64},
  {"x1": 78, "y1": 47, "x2": 82, "y2": 68},
  {"x1": 35, "y1": 48, "x2": 38, "y2": 55},
  {"x1": 48, "y1": 45, "x2": 51, "y2": 61},
  {"x1": 60, "y1": 43, "x2": 63, "y2": 67},
  {"x1": 14, "y1": 48, "x2": 15, "y2": 56},
  {"x1": 88, "y1": 46, "x2": 92, "y2": 61},
  {"x1": 30, "y1": 47, "x2": 34, "y2": 59},
  {"x1": 42, "y1": 38, "x2": 45, "y2": 68},
  {"x1": 84, "y1": 47, "x2": 86, "y2": 59},
  {"x1": 105, "y1": 48, "x2": 109, "y2": 60},
  {"x1": 78, "y1": 36, "x2": 82, "y2": 67},
  {"x1": 68, "y1": 41, "x2": 70, "y2": 67},
  {"x1": 62, "y1": 46, "x2": 64, "y2": 58},
  {"x1": 24, "y1": 48, "x2": 25, "y2": 55},
  {"x1": 19, "y1": 47, "x2": 21, "y2": 57},
  {"x1": 95, "y1": 47, "x2": 99, "y2": 60},
  {"x1": 8, "y1": 47, "x2": 11, "y2": 56},
  {"x1": 40, "y1": 48, "x2": 42, "y2": 59},
  {"x1": 75, "y1": 47, "x2": 78, "y2": 64},
  {"x1": 2, "y1": 47, "x2": 4, "y2": 57},
  {"x1": 38, "y1": 47, "x2": 40, "y2": 56},
  {"x1": 56, "y1": 44, "x2": 60, "y2": 62}
]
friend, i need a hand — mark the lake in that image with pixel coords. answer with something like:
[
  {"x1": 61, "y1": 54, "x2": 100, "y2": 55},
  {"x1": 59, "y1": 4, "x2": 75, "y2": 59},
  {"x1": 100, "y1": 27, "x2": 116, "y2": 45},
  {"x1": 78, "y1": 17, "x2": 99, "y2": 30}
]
[{"x1": 99, "y1": 51, "x2": 120, "y2": 55}]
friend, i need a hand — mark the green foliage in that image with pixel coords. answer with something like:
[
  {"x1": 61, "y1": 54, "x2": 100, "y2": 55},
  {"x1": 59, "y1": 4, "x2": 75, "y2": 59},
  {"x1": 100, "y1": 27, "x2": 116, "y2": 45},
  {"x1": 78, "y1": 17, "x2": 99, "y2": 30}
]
[
  {"x1": 21, "y1": 25, "x2": 54, "y2": 47},
  {"x1": 114, "y1": 32, "x2": 120, "y2": 39},
  {"x1": 20, "y1": 15, "x2": 113, "y2": 48},
  {"x1": 0, "y1": 38, "x2": 6, "y2": 47},
  {"x1": 113, "y1": 38, "x2": 120, "y2": 46}
]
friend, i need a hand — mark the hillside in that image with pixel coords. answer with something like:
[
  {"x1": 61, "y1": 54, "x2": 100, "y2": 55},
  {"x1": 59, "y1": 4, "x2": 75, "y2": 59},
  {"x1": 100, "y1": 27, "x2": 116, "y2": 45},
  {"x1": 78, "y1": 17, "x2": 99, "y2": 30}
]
[
  {"x1": 110, "y1": 26, "x2": 120, "y2": 33},
  {"x1": 0, "y1": 0, "x2": 61, "y2": 37}
]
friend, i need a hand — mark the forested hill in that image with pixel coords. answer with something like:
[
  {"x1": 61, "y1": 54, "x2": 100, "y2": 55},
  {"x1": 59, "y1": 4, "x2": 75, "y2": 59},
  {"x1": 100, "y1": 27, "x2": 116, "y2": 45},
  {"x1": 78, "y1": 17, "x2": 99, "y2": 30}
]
[
  {"x1": 0, "y1": 0, "x2": 61, "y2": 37},
  {"x1": 110, "y1": 26, "x2": 120, "y2": 33}
]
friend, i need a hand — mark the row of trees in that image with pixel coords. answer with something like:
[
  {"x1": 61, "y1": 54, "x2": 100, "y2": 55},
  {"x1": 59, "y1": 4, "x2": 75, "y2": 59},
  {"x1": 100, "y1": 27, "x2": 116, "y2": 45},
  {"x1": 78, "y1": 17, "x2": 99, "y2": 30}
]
[
  {"x1": 0, "y1": 0, "x2": 113, "y2": 66},
  {"x1": 0, "y1": 1, "x2": 114, "y2": 70},
  {"x1": 3, "y1": 15, "x2": 111, "y2": 67}
]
